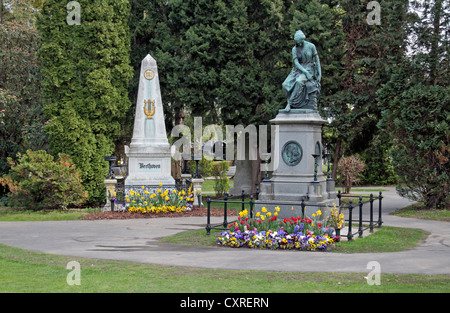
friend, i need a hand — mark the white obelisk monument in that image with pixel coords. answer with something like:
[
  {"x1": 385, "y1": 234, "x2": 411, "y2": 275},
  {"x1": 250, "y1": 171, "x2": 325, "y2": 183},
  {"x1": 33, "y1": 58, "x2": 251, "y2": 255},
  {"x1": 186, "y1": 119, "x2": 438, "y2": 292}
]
[{"x1": 125, "y1": 54, "x2": 175, "y2": 186}]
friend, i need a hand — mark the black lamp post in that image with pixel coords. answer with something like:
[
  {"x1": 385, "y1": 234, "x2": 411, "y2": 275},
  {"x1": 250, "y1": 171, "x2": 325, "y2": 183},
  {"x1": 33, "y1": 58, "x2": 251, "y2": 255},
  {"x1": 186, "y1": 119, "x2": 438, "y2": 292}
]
[{"x1": 104, "y1": 155, "x2": 116, "y2": 179}]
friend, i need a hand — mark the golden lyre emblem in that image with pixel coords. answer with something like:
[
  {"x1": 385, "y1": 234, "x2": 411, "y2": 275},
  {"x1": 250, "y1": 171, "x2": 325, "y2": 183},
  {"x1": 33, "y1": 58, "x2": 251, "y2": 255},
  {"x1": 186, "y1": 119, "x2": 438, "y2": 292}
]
[{"x1": 144, "y1": 99, "x2": 155, "y2": 119}]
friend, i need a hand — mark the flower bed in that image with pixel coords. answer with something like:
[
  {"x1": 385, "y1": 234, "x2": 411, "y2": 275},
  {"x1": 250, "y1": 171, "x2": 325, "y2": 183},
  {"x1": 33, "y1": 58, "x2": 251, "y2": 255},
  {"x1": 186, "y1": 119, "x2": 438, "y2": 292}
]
[
  {"x1": 216, "y1": 206, "x2": 340, "y2": 251},
  {"x1": 124, "y1": 183, "x2": 194, "y2": 214}
]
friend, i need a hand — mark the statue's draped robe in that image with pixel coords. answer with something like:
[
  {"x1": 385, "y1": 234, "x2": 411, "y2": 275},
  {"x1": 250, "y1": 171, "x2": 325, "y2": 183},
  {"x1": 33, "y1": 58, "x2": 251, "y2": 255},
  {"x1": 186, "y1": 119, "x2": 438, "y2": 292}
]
[{"x1": 282, "y1": 42, "x2": 320, "y2": 110}]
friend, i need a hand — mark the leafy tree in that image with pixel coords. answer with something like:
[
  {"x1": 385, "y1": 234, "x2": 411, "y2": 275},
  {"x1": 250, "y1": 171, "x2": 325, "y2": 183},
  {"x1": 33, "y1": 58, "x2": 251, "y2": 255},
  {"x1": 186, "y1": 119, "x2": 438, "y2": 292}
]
[
  {"x1": 129, "y1": 0, "x2": 344, "y2": 130},
  {"x1": 129, "y1": 0, "x2": 344, "y2": 192},
  {"x1": 378, "y1": 0, "x2": 449, "y2": 209},
  {"x1": 0, "y1": 12, "x2": 47, "y2": 197},
  {"x1": 323, "y1": 0, "x2": 409, "y2": 180},
  {"x1": 1, "y1": 0, "x2": 43, "y2": 25},
  {"x1": 128, "y1": 0, "x2": 182, "y2": 135},
  {"x1": 360, "y1": 134, "x2": 398, "y2": 186},
  {"x1": 37, "y1": 0, "x2": 133, "y2": 202},
  {"x1": 337, "y1": 155, "x2": 366, "y2": 194}
]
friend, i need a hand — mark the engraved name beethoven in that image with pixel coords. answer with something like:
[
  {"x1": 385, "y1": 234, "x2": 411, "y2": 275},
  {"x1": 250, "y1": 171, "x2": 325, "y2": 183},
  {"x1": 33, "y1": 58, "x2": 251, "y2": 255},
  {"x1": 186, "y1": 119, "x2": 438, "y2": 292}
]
[{"x1": 139, "y1": 163, "x2": 161, "y2": 169}]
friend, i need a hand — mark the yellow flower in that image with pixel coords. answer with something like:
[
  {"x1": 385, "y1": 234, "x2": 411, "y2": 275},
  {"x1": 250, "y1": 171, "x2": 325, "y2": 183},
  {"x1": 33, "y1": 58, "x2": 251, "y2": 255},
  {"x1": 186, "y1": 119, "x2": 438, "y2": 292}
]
[
  {"x1": 267, "y1": 212, "x2": 272, "y2": 217},
  {"x1": 157, "y1": 189, "x2": 161, "y2": 193},
  {"x1": 261, "y1": 215, "x2": 265, "y2": 221},
  {"x1": 261, "y1": 207, "x2": 267, "y2": 213},
  {"x1": 159, "y1": 182, "x2": 163, "y2": 186},
  {"x1": 274, "y1": 212, "x2": 278, "y2": 216},
  {"x1": 275, "y1": 206, "x2": 280, "y2": 212},
  {"x1": 141, "y1": 185, "x2": 145, "y2": 189},
  {"x1": 291, "y1": 206, "x2": 294, "y2": 210},
  {"x1": 165, "y1": 196, "x2": 169, "y2": 201},
  {"x1": 316, "y1": 209, "x2": 322, "y2": 216},
  {"x1": 256, "y1": 212, "x2": 260, "y2": 217}
]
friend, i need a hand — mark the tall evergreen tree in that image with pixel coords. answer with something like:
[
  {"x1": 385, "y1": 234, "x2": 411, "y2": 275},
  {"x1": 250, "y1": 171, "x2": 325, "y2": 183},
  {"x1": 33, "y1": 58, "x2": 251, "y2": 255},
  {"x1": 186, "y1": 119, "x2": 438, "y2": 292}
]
[
  {"x1": 38, "y1": 0, "x2": 133, "y2": 202},
  {"x1": 323, "y1": 0, "x2": 409, "y2": 180},
  {"x1": 129, "y1": 0, "x2": 344, "y2": 130},
  {"x1": 0, "y1": 1, "x2": 46, "y2": 197},
  {"x1": 378, "y1": 0, "x2": 449, "y2": 208}
]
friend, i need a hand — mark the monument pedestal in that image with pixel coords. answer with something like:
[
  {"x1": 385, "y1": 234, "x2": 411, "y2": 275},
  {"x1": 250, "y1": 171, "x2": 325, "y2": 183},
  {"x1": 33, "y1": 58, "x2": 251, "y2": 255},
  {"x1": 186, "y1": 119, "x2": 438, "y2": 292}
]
[
  {"x1": 125, "y1": 144, "x2": 174, "y2": 186},
  {"x1": 257, "y1": 110, "x2": 336, "y2": 218}
]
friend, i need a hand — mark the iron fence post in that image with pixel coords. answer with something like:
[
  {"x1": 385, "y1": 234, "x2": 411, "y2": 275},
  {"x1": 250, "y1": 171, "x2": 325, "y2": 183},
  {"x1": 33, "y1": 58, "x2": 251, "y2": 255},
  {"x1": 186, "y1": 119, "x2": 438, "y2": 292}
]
[
  {"x1": 369, "y1": 194, "x2": 374, "y2": 233},
  {"x1": 358, "y1": 196, "x2": 363, "y2": 238},
  {"x1": 250, "y1": 195, "x2": 254, "y2": 218},
  {"x1": 378, "y1": 192, "x2": 383, "y2": 227},
  {"x1": 206, "y1": 195, "x2": 211, "y2": 235},
  {"x1": 347, "y1": 201, "x2": 353, "y2": 241},
  {"x1": 223, "y1": 192, "x2": 228, "y2": 228},
  {"x1": 301, "y1": 197, "x2": 305, "y2": 218},
  {"x1": 337, "y1": 190, "x2": 342, "y2": 206},
  {"x1": 241, "y1": 190, "x2": 245, "y2": 212}
]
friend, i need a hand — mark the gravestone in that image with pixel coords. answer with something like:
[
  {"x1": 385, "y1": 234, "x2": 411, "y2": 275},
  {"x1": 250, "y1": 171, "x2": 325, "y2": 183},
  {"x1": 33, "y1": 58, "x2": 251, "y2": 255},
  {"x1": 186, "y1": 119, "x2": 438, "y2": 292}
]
[{"x1": 125, "y1": 54, "x2": 174, "y2": 187}]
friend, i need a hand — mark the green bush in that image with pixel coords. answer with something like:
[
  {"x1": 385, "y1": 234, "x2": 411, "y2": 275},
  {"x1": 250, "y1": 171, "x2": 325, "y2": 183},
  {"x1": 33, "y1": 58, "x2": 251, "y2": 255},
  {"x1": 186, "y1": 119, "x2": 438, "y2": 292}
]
[
  {"x1": 188, "y1": 157, "x2": 214, "y2": 177},
  {"x1": 0, "y1": 150, "x2": 88, "y2": 210}
]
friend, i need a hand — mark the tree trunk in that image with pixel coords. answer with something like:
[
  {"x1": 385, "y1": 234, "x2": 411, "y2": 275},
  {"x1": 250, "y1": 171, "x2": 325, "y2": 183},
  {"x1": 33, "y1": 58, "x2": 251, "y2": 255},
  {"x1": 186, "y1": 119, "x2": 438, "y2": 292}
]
[{"x1": 332, "y1": 138, "x2": 342, "y2": 181}]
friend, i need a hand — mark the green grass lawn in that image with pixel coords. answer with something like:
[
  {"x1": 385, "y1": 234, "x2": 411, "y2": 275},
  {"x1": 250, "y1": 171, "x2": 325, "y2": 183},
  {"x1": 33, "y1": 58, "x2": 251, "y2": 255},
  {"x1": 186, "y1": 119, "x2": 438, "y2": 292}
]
[
  {"x1": 391, "y1": 202, "x2": 450, "y2": 222},
  {"x1": 0, "y1": 207, "x2": 100, "y2": 221},
  {"x1": 0, "y1": 243, "x2": 448, "y2": 293}
]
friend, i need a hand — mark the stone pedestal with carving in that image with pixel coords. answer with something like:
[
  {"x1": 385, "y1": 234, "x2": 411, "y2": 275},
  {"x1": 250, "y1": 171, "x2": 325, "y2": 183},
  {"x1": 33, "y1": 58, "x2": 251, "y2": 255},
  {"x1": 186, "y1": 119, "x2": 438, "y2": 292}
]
[
  {"x1": 192, "y1": 178, "x2": 204, "y2": 207},
  {"x1": 256, "y1": 110, "x2": 336, "y2": 219},
  {"x1": 103, "y1": 179, "x2": 117, "y2": 212}
]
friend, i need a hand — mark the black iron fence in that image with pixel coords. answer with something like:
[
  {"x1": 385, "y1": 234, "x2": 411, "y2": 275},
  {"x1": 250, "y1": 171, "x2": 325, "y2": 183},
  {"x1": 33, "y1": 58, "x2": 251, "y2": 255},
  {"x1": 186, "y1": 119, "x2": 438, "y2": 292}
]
[
  {"x1": 206, "y1": 188, "x2": 259, "y2": 235},
  {"x1": 336, "y1": 190, "x2": 383, "y2": 240},
  {"x1": 205, "y1": 189, "x2": 383, "y2": 241}
]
